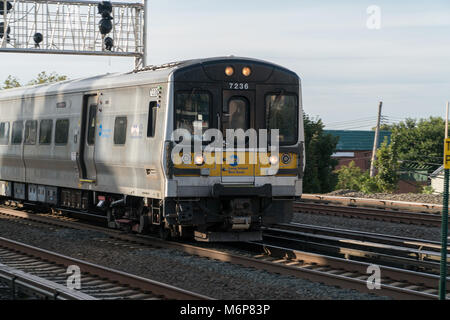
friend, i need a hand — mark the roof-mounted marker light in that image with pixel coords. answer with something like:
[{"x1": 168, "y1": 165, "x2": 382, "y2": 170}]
[
  {"x1": 225, "y1": 66, "x2": 234, "y2": 76},
  {"x1": 242, "y1": 67, "x2": 252, "y2": 77}
]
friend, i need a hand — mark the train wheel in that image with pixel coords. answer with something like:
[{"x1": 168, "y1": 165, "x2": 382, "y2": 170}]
[
  {"x1": 159, "y1": 225, "x2": 171, "y2": 240},
  {"x1": 106, "y1": 209, "x2": 117, "y2": 229},
  {"x1": 138, "y1": 215, "x2": 149, "y2": 234},
  {"x1": 179, "y1": 226, "x2": 194, "y2": 240}
]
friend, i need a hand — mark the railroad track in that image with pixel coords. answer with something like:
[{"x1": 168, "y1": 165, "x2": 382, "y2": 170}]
[
  {"x1": 264, "y1": 223, "x2": 448, "y2": 275},
  {"x1": 301, "y1": 194, "x2": 443, "y2": 214},
  {"x1": 0, "y1": 260, "x2": 95, "y2": 300},
  {"x1": 0, "y1": 205, "x2": 447, "y2": 300},
  {"x1": 238, "y1": 240, "x2": 447, "y2": 300},
  {"x1": 294, "y1": 201, "x2": 443, "y2": 228},
  {"x1": 0, "y1": 237, "x2": 210, "y2": 300}
]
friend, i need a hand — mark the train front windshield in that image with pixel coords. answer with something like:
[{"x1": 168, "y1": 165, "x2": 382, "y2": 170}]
[
  {"x1": 175, "y1": 92, "x2": 211, "y2": 137},
  {"x1": 265, "y1": 94, "x2": 298, "y2": 145},
  {"x1": 174, "y1": 92, "x2": 299, "y2": 144},
  {"x1": 173, "y1": 60, "x2": 300, "y2": 147}
]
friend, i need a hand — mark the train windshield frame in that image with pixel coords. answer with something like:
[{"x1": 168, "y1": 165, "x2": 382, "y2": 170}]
[{"x1": 265, "y1": 93, "x2": 298, "y2": 145}]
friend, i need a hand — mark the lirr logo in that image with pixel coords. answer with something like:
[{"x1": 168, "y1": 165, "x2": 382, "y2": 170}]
[{"x1": 230, "y1": 155, "x2": 239, "y2": 167}]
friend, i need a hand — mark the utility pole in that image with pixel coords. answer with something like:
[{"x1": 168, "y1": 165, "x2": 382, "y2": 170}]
[
  {"x1": 370, "y1": 101, "x2": 383, "y2": 177},
  {"x1": 439, "y1": 101, "x2": 450, "y2": 300}
]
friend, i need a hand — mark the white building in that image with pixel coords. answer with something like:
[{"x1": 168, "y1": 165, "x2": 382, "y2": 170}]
[{"x1": 430, "y1": 166, "x2": 444, "y2": 194}]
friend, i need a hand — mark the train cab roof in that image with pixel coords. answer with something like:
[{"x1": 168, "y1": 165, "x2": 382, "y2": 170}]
[{"x1": 0, "y1": 56, "x2": 300, "y2": 101}]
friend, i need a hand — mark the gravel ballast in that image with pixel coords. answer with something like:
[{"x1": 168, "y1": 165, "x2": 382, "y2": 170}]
[
  {"x1": 326, "y1": 190, "x2": 442, "y2": 205},
  {"x1": 297, "y1": 190, "x2": 443, "y2": 241},
  {"x1": 0, "y1": 216, "x2": 388, "y2": 300},
  {"x1": 292, "y1": 211, "x2": 441, "y2": 242}
]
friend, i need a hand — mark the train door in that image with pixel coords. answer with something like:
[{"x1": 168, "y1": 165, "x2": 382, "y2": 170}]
[
  {"x1": 79, "y1": 95, "x2": 97, "y2": 182},
  {"x1": 221, "y1": 90, "x2": 256, "y2": 184}
]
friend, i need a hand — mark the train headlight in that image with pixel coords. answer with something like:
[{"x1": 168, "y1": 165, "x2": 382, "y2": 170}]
[
  {"x1": 194, "y1": 154, "x2": 204, "y2": 165},
  {"x1": 225, "y1": 66, "x2": 234, "y2": 76},
  {"x1": 242, "y1": 67, "x2": 252, "y2": 77},
  {"x1": 269, "y1": 154, "x2": 279, "y2": 165},
  {"x1": 281, "y1": 153, "x2": 291, "y2": 164},
  {"x1": 182, "y1": 154, "x2": 191, "y2": 164}
]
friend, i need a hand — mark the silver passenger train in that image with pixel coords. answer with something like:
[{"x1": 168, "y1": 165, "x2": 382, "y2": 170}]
[{"x1": 0, "y1": 57, "x2": 304, "y2": 241}]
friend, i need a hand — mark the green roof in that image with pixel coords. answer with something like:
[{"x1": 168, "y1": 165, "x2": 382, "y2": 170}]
[{"x1": 324, "y1": 130, "x2": 392, "y2": 151}]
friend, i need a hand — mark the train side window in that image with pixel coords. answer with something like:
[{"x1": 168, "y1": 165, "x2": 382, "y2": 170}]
[
  {"x1": 11, "y1": 121, "x2": 23, "y2": 145},
  {"x1": 39, "y1": 119, "x2": 53, "y2": 144},
  {"x1": 87, "y1": 104, "x2": 97, "y2": 145},
  {"x1": 114, "y1": 116, "x2": 127, "y2": 145},
  {"x1": 0, "y1": 122, "x2": 10, "y2": 145},
  {"x1": 147, "y1": 101, "x2": 157, "y2": 137},
  {"x1": 55, "y1": 119, "x2": 69, "y2": 145},
  {"x1": 24, "y1": 120, "x2": 38, "y2": 145}
]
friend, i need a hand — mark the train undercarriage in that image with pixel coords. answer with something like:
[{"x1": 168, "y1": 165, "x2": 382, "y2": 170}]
[{"x1": 0, "y1": 181, "x2": 293, "y2": 242}]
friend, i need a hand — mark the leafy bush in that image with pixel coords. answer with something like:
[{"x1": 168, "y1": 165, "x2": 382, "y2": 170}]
[
  {"x1": 374, "y1": 139, "x2": 398, "y2": 193},
  {"x1": 335, "y1": 161, "x2": 388, "y2": 194},
  {"x1": 335, "y1": 137, "x2": 399, "y2": 194},
  {"x1": 335, "y1": 161, "x2": 366, "y2": 191},
  {"x1": 421, "y1": 185, "x2": 434, "y2": 194},
  {"x1": 359, "y1": 173, "x2": 381, "y2": 193}
]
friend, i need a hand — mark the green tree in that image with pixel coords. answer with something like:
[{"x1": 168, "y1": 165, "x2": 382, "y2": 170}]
[
  {"x1": 303, "y1": 114, "x2": 339, "y2": 193},
  {"x1": 335, "y1": 161, "x2": 365, "y2": 191},
  {"x1": 370, "y1": 116, "x2": 443, "y2": 193},
  {"x1": 375, "y1": 138, "x2": 398, "y2": 192},
  {"x1": 335, "y1": 161, "x2": 382, "y2": 194},
  {"x1": 1, "y1": 75, "x2": 21, "y2": 89},
  {"x1": 27, "y1": 71, "x2": 68, "y2": 85},
  {"x1": 1, "y1": 72, "x2": 68, "y2": 90},
  {"x1": 379, "y1": 117, "x2": 444, "y2": 172}
]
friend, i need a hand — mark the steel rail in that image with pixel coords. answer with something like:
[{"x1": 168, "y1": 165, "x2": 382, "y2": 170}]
[
  {"x1": 300, "y1": 194, "x2": 442, "y2": 214},
  {"x1": 0, "y1": 262, "x2": 96, "y2": 300},
  {"x1": 239, "y1": 241, "x2": 444, "y2": 299},
  {"x1": 263, "y1": 225, "x2": 449, "y2": 275},
  {"x1": 274, "y1": 222, "x2": 445, "y2": 253},
  {"x1": 0, "y1": 237, "x2": 210, "y2": 300},
  {"x1": 294, "y1": 202, "x2": 443, "y2": 227}
]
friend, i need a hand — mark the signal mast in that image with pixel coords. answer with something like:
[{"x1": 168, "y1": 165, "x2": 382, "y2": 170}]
[{"x1": 0, "y1": 0, "x2": 146, "y2": 68}]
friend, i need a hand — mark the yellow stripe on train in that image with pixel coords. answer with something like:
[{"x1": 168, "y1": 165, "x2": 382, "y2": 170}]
[{"x1": 173, "y1": 152, "x2": 298, "y2": 176}]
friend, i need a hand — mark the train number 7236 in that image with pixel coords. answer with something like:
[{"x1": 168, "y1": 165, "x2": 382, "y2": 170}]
[{"x1": 228, "y1": 82, "x2": 249, "y2": 90}]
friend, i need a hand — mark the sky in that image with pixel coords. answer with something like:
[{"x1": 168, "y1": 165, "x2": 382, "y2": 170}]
[{"x1": 0, "y1": 0, "x2": 449, "y2": 130}]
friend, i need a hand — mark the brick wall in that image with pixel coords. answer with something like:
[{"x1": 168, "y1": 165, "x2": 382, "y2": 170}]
[
  {"x1": 333, "y1": 150, "x2": 372, "y2": 171},
  {"x1": 395, "y1": 180, "x2": 427, "y2": 193}
]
